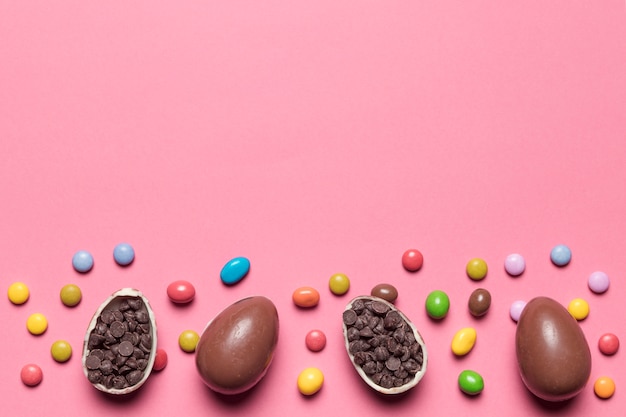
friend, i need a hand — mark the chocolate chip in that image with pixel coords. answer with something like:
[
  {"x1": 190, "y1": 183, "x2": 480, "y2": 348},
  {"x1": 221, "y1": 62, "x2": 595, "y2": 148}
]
[
  {"x1": 343, "y1": 299, "x2": 424, "y2": 391},
  {"x1": 112, "y1": 376, "x2": 127, "y2": 389},
  {"x1": 100, "y1": 359, "x2": 114, "y2": 375},
  {"x1": 127, "y1": 298, "x2": 143, "y2": 310},
  {"x1": 116, "y1": 355, "x2": 128, "y2": 367},
  {"x1": 95, "y1": 321, "x2": 108, "y2": 335},
  {"x1": 136, "y1": 359, "x2": 148, "y2": 371},
  {"x1": 362, "y1": 361, "x2": 377, "y2": 375},
  {"x1": 89, "y1": 349, "x2": 105, "y2": 360},
  {"x1": 371, "y1": 301, "x2": 389, "y2": 315},
  {"x1": 374, "y1": 346, "x2": 390, "y2": 361},
  {"x1": 351, "y1": 299, "x2": 365, "y2": 313},
  {"x1": 383, "y1": 311, "x2": 402, "y2": 329},
  {"x1": 343, "y1": 310, "x2": 358, "y2": 326},
  {"x1": 113, "y1": 310, "x2": 124, "y2": 322},
  {"x1": 100, "y1": 310, "x2": 115, "y2": 324},
  {"x1": 110, "y1": 321, "x2": 125, "y2": 338},
  {"x1": 104, "y1": 349, "x2": 116, "y2": 362},
  {"x1": 133, "y1": 347, "x2": 145, "y2": 359},
  {"x1": 126, "y1": 370, "x2": 144, "y2": 386},
  {"x1": 88, "y1": 370, "x2": 104, "y2": 384},
  {"x1": 386, "y1": 356, "x2": 401, "y2": 371},
  {"x1": 88, "y1": 333, "x2": 106, "y2": 349},
  {"x1": 118, "y1": 365, "x2": 132, "y2": 375},
  {"x1": 359, "y1": 327, "x2": 374, "y2": 338},
  {"x1": 125, "y1": 357, "x2": 138, "y2": 369},
  {"x1": 104, "y1": 330, "x2": 117, "y2": 344},
  {"x1": 140, "y1": 334, "x2": 152, "y2": 350},
  {"x1": 135, "y1": 310, "x2": 149, "y2": 324},
  {"x1": 118, "y1": 341, "x2": 134, "y2": 357},
  {"x1": 138, "y1": 323, "x2": 151, "y2": 334},
  {"x1": 86, "y1": 355, "x2": 102, "y2": 370}
]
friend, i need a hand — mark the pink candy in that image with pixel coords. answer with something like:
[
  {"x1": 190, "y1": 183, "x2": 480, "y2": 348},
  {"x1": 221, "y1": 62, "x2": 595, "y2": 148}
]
[{"x1": 305, "y1": 330, "x2": 326, "y2": 352}]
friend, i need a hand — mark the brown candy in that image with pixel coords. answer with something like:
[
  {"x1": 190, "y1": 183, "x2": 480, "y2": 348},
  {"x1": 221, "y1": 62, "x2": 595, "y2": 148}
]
[
  {"x1": 515, "y1": 296, "x2": 592, "y2": 401},
  {"x1": 370, "y1": 283, "x2": 398, "y2": 303},
  {"x1": 468, "y1": 288, "x2": 491, "y2": 317},
  {"x1": 342, "y1": 296, "x2": 428, "y2": 394},
  {"x1": 82, "y1": 288, "x2": 157, "y2": 395}
]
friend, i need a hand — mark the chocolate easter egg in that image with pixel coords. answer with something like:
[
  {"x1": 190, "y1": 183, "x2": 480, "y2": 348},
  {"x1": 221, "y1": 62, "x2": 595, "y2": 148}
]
[
  {"x1": 195, "y1": 296, "x2": 279, "y2": 394},
  {"x1": 515, "y1": 296, "x2": 591, "y2": 401},
  {"x1": 82, "y1": 288, "x2": 157, "y2": 395}
]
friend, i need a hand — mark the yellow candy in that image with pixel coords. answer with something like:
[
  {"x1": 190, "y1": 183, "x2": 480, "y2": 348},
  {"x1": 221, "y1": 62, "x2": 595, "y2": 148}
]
[
  {"x1": 568, "y1": 298, "x2": 589, "y2": 320},
  {"x1": 60, "y1": 284, "x2": 82, "y2": 307},
  {"x1": 179, "y1": 330, "x2": 200, "y2": 353},
  {"x1": 8, "y1": 282, "x2": 30, "y2": 305},
  {"x1": 451, "y1": 327, "x2": 477, "y2": 356},
  {"x1": 466, "y1": 258, "x2": 488, "y2": 280},
  {"x1": 297, "y1": 367, "x2": 324, "y2": 395},
  {"x1": 27, "y1": 313, "x2": 48, "y2": 335},
  {"x1": 329, "y1": 273, "x2": 350, "y2": 295},
  {"x1": 51, "y1": 340, "x2": 72, "y2": 362}
]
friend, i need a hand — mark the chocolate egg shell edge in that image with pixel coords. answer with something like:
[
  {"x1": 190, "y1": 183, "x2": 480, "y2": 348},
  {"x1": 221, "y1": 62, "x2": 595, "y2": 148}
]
[
  {"x1": 82, "y1": 288, "x2": 158, "y2": 395},
  {"x1": 342, "y1": 295, "x2": 428, "y2": 395}
]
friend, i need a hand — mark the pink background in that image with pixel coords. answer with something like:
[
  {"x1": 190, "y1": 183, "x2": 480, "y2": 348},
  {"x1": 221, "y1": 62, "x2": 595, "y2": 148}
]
[{"x1": 1, "y1": 1, "x2": 625, "y2": 416}]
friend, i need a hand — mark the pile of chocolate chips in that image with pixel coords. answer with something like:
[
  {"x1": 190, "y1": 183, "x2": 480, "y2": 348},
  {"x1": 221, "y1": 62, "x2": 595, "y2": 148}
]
[
  {"x1": 343, "y1": 298, "x2": 424, "y2": 389},
  {"x1": 85, "y1": 297, "x2": 152, "y2": 390}
]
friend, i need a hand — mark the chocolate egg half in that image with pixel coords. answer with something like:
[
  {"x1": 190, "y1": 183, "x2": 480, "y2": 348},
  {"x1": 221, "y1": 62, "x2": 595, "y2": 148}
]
[
  {"x1": 342, "y1": 296, "x2": 427, "y2": 394},
  {"x1": 195, "y1": 296, "x2": 279, "y2": 394},
  {"x1": 515, "y1": 296, "x2": 591, "y2": 401},
  {"x1": 82, "y1": 288, "x2": 157, "y2": 395}
]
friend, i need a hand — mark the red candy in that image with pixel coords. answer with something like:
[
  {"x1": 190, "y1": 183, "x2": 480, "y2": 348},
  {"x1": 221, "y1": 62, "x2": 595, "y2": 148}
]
[
  {"x1": 402, "y1": 249, "x2": 423, "y2": 272},
  {"x1": 598, "y1": 333, "x2": 619, "y2": 355},
  {"x1": 153, "y1": 348, "x2": 168, "y2": 371},
  {"x1": 305, "y1": 330, "x2": 327, "y2": 352},
  {"x1": 167, "y1": 280, "x2": 196, "y2": 304},
  {"x1": 21, "y1": 364, "x2": 43, "y2": 387}
]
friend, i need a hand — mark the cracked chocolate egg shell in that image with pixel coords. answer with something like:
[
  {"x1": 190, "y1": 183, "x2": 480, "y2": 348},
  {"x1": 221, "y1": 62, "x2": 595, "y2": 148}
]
[
  {"x1": 82, "y1": 288, "x2": 157, "y2": 395},
  {"x1": 195, "y1": 296, "x2": 279, "y2": 394},
  {"x1": 342, "y1": 296, "x2": 427, "y2": 394},
  {"x1": 516, "y1": 296, "x2": 591, "y2": 401}
]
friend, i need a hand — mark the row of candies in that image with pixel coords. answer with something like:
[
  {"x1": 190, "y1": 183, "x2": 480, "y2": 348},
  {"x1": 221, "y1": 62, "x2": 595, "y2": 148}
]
[
  {"x1": 291, "y1": 246, "x2": 618, "y2": 398},
  {"x1": 8, "y1": 242, "x2": 258, "y2": 387},
  {"x1": 7, "y1": 244, "x2": 619, "y2": 399}
]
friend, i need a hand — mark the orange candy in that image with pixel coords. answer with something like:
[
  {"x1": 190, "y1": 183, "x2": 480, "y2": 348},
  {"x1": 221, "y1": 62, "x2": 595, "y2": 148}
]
[
  {"x1": 292, "y1": 287, "x2": 320, "y2": 308},
  {"x1": 594, "y1": 376, "x2": 615, "y2": 399}
]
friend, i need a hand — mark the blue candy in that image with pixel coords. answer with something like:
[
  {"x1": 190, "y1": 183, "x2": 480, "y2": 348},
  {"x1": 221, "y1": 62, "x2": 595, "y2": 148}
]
[
  {"x1": 220, "y1": 257, "x2": 250, "y2": 285},
  {"x1": 72, "y1": 250, "x2": 94, "y2": 273},
  {"x1": 113, "y1": 243, "x2": 135, "y2": 266},
  {"x1": 550, "y1": 244, "x2": 572, "y2": 266}
]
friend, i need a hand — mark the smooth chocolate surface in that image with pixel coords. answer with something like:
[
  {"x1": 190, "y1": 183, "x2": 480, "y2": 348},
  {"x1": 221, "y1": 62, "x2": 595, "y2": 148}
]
[
  {"x1": 515, "y1": 296, "x2": 591, "y2": 402},
  {"x1": 195, "y1": 296, "x2": 279, "y2": 394}
]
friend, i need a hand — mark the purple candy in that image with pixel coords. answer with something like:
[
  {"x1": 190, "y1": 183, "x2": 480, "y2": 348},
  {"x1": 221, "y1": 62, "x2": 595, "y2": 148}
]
[
  {"x1": 510, "y1": 300, "x2": 527, "y2": 322},
  {"x1": 504, "y1": 253, "x2": 526, "y2": 277},
  {"x1": 588, "y1": 271, "x2": 610, "y2": 294}
]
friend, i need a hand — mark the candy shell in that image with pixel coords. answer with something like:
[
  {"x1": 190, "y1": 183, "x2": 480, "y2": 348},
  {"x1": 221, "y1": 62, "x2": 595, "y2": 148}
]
[
  {"x1": 458, "y1": 370, "x2": 484, "y2": 395},
  {"x1": 220, "y1": 257, "x2": 250, "y2": 285}
]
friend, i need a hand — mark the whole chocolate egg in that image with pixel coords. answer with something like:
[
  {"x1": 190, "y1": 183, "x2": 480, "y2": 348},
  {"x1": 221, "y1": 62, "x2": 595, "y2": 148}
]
[
  {"x1": 195, "y1": 296, "x2": 279, "y2": 394},
  {"x1": 515, "y1": 296, "x2": 591, "y2": 401}
]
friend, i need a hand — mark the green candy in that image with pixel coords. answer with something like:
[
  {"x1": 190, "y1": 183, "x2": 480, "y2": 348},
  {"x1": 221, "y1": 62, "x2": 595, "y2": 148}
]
[
  {"x1": 425, "y1": 290, "x2": 450, "y2": 319},
  {"x1": 458, "y1": 370, "x2": 484, "y2": 395}
]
